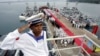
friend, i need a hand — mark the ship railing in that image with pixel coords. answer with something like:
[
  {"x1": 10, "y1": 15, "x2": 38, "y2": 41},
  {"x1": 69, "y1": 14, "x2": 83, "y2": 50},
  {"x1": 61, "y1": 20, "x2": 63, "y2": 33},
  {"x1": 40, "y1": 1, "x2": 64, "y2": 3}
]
[
  {"x1": 47, "y1": 34, "x2": 91, "y2": 56},
  {"x1": 14, "y1": 35, "x2": 91, "y2": 56},
  {"x1": 2, "y1": 34, "x2": 98, "y2": 56}
]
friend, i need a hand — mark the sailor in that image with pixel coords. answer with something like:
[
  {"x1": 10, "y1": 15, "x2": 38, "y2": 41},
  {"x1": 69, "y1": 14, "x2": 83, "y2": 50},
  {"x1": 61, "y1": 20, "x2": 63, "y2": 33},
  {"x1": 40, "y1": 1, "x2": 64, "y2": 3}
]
[
  {"x1": 0, "y1": 18, "x2": 49, "y2": 56},
  {"x1": 49, "y1": 16, "x2": 55, "y2": 26}
]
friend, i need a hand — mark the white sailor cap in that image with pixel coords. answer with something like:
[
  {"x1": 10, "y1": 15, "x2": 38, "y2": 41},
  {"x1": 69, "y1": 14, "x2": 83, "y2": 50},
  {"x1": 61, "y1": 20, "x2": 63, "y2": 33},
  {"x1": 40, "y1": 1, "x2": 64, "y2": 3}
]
[
  {"x1": 25, "y1": 13, "x2": 44, "y2": 21},
  {"x1": 29, "y1": 18, "x2": 43, "y2": 25}
]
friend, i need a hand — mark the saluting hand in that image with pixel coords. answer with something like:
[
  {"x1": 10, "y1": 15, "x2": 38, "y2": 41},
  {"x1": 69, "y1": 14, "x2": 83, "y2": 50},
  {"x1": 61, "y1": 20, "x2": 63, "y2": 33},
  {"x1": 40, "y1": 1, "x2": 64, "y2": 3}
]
[{"x1": 18, "y1": 23, "x2": 31, "y2": 33}]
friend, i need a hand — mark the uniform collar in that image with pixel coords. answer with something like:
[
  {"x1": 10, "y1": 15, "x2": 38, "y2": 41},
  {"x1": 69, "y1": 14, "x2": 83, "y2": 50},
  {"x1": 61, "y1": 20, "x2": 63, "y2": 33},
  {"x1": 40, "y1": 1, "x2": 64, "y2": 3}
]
[
  {"x1": 28, "y1": 30, "x2": 43, "y2": 36},
  {"x1": 27, "y1": 30, "x2": 44, "y2": 42}
]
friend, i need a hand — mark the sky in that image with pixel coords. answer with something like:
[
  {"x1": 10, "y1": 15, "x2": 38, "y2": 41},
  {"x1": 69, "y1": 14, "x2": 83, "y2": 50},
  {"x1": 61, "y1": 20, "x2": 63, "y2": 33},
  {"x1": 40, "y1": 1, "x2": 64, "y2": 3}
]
[{"x1": 0, "y1": 0, "x2": 66, "y2": 2}]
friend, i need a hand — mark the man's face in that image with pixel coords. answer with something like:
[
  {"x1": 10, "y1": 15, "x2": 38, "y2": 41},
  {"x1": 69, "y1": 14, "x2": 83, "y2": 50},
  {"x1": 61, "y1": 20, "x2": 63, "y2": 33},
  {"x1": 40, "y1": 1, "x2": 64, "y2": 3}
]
[{"x1": 30, "y1": 23, "x2": 43, "y2": 33}]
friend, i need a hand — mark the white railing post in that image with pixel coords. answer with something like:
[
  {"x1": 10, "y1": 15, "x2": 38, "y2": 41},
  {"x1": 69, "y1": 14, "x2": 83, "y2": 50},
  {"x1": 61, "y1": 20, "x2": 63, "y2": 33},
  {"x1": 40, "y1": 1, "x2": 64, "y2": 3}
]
[
  {"x1": 14, "y1": 50, "x2": 20, "y2": 56},
  {"x1": 84, "y1": 34, "x2": 100, "y2": 47}
]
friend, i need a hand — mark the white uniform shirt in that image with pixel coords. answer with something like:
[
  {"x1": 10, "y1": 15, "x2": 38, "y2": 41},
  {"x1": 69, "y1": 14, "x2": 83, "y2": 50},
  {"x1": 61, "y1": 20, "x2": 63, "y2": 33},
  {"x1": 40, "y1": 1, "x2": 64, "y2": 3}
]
[{"x1": 0, "y1": 29, "x2": 49, "y2": 56}]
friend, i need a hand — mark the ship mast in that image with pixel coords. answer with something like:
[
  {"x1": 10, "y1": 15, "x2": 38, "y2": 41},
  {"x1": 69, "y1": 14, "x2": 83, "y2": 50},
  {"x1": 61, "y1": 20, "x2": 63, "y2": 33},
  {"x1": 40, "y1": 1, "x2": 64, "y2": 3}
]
[
  {"x1": 33, "y1": 2, "x2": 38, "y2": 12},
  {"x1": 75, "y1": 0, "x2": 79, "y2": 8},
  {"x1": 25, "y1": 2, "x2": 30, "y2": 13},
  {"x1": 66, "y1": 0, "x2": 68, "y2": 8}
]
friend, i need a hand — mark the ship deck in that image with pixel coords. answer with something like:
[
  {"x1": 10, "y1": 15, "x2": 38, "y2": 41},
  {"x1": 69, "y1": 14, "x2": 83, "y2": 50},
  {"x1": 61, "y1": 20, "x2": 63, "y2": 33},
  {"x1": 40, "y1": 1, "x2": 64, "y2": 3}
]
[
  {"x1": 47, "y1": 17, "x2": 81, "y2": 56},
  {"x1": 55, "y1": 12, "x2": 100, "y2": 47},
  {"x1": 46, "y1": 10, "x2": 100, "y2": 56}
]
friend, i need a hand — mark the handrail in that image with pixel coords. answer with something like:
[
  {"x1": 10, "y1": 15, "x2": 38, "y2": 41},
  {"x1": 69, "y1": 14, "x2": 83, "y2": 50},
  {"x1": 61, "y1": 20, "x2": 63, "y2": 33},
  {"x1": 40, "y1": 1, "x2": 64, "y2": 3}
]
[
  {"x1": 47, "y1": 35, "x2": 91, "y2": 56},
  {"x1": 47, "y1": 34, "x2": 100, "y2": 48},
  {"x1": 84, "y1": 34, "x2": 100, "y2": 47},
  {"x1": 81, "y1": 47, "x2": 91, "y2": 56},
  {"x1": 47, "y1": 35, "x2": 85, "y2": 41},
  {"x1": 14, "y1": 50, "x2": 20, "y2": 56},
  {"x1": 49, "y1": 46, "x2": 80, "y2": 52}
]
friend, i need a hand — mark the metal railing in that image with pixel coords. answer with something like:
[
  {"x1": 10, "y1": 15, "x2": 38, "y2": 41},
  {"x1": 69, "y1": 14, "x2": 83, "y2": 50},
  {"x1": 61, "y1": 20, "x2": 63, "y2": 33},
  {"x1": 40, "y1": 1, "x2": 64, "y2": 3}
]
[
  {"x1": 1, "y1": 34, "x2": 97, "y2": 56},
  {"x1": 47, "y1": 34, "x2": 91, "y2": 56}
]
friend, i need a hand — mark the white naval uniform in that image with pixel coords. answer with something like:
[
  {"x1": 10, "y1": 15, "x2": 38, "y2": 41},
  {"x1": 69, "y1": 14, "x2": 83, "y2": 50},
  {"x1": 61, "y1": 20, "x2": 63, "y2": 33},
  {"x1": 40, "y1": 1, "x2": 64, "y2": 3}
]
[{"x1": 0, "y1": 29, "x2": 49, "y2": 56}]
